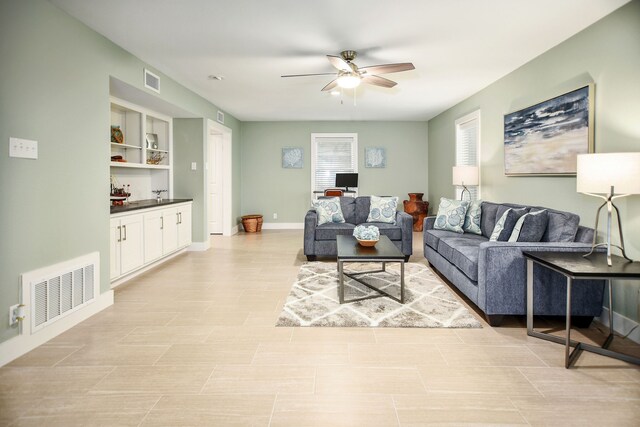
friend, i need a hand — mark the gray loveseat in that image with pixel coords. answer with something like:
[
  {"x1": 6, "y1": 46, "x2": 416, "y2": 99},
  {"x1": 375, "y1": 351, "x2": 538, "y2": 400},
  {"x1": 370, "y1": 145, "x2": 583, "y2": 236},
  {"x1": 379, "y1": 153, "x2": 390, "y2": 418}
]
[
  {"x1": 304, "y1": 196, "x2": 413, "y2": 261},
  {"x1": 423, "y1": 201, "x2": 605, "y2": 326}
]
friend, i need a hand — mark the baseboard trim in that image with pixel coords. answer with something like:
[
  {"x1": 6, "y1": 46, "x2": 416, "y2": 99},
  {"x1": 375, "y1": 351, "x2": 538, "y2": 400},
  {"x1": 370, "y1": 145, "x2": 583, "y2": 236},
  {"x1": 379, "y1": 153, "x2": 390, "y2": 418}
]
[
  {"x1": 231, "y1": 225, "x2": 239, "y2": 235},
  {"x1": 0, "y1": 290, "x2": 114, "y2": 367},
  {"x1": 188, "y1": 241, "x2": 210, "y2": 251},
  {"x1": 110, "y1": 248, "x2": 187, "y2": 288},
  {"x1": 596, "y1": 307, "x2": 640, "y2": 344},
  {"x1": 261, "y1": 223, "x2": 304, "y2": 230}
]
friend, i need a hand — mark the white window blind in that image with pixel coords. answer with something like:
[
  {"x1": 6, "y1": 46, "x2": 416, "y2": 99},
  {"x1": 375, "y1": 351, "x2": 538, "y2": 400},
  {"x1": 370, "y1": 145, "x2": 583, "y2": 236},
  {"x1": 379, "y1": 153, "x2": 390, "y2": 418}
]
[
  {"x1": 311, "y1": 133, "x2": 358, "y2": 193},
  {"x1": 455, "y1": 111, "x2": 481, "y2": 201}
]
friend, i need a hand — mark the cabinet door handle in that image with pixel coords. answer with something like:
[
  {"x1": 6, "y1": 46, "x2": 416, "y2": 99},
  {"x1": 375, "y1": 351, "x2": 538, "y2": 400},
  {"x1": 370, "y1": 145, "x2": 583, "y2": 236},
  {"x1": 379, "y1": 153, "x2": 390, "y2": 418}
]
[
  {"x1": 161, "y1": 216, "x2": 164, "y2": 230},
  {"x1": 179, "y1": 212, "x2": 182, "y2": 224},
  {"x1": 176, "y1": 212, "x2": 180, "y2": 225},
  {"x1": 117, "y1": 225, "x2": 122, "y2": 242},
  {"x1": 123, "y1": 225, "x2": 127, "y2": 241}
]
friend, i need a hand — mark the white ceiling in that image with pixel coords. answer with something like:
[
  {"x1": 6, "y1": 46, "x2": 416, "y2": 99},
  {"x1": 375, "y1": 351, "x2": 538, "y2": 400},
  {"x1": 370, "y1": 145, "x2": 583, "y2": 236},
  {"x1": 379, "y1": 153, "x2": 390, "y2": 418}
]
[{"x1": 51, "y1": 0, "x2": 628, "y2": 122}]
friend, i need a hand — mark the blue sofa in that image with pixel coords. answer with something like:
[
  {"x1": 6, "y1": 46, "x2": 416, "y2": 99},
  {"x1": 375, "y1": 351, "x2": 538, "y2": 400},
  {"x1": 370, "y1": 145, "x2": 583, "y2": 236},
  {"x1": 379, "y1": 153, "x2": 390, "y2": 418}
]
[
  {"x1": 423, "y1": 201, "x2": 605, "y2": 326},
  {"x1": 304, "y1": 196, "x2": 413, "y2": 261}
]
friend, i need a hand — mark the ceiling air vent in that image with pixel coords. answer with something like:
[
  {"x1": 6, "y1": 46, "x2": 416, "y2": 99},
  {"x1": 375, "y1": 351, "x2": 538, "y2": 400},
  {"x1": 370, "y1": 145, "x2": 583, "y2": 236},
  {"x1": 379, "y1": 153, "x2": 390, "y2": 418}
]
[{"x1": 144, "y1": 68, "x2": 160, "y2": 93}]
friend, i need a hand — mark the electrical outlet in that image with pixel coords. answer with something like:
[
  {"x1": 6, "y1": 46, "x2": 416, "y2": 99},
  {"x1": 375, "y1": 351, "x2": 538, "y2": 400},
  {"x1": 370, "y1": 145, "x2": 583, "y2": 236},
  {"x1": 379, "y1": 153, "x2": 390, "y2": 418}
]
[
  {"x1": 9, "y1": 137, "x2": 38, "y2": 159},
  {"x1": 273, "y1": 213, "x2": 278, "y2": 220}
]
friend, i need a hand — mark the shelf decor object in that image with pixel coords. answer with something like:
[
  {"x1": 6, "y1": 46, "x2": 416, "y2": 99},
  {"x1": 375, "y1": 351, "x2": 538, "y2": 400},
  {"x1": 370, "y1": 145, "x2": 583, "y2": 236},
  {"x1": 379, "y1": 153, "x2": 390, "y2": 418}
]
[
  {"x1": 577, "y1": 152, "x2": 640, "y2": 266},
  {"x1": 111, "y1": 125, "x2": 124, "y2": 144},
  {"x1": 452, "y1": 165, "x2": 478, "y2": 201},
  {"x1": 145, "y1": 133, "x2": 158, "y2": 149},
  {"x1": 504, "y1": 84, "x2": 594, "y2": 176},
  {"x1": 403, "y1": 193, "x2": 429, "y2": 232}
]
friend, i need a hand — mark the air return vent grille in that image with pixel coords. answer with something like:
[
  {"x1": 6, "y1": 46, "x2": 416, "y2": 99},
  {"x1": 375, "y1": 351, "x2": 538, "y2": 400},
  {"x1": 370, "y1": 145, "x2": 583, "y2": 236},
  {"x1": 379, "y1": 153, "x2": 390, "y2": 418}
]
[
  {"x1": 24, "y1": 255, "x2": 98, "y2": 334},
  {"x1": 144, "y1": 68, "x2": 160, "y2": 93}
]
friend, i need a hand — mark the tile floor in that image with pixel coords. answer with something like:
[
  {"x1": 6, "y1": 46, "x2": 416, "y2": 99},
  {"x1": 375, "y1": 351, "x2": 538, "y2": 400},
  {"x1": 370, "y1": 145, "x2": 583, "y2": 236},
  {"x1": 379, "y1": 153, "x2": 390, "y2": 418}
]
[{"x1": 1, "y1": 230, "x2": 639, "y2": 426}]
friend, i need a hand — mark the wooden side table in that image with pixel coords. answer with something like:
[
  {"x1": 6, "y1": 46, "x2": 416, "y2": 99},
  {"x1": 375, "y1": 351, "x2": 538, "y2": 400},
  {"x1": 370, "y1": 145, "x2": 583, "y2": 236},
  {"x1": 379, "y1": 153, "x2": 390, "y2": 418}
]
[{"x1": 524, "y1": 251, "x2": 640, "y2": 368}]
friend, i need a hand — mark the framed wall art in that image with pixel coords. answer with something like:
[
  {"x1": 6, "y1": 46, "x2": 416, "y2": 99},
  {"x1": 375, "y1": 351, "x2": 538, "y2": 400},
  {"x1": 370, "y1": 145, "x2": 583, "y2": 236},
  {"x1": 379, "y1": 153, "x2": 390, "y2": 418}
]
[
  {"x1": 365, "y1": 147, "x2": 386, "y2": 168},
  {"x1": 503, "y1": 84, "x2": 594, "y2": 176},
  {"x1": 282, "y1": 147, "x2": 304, "y2": 168}
]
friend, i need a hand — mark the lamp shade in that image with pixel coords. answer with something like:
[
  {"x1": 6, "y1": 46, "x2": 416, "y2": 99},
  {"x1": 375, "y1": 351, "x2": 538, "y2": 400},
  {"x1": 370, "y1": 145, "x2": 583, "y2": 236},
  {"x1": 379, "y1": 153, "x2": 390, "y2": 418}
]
[
  {"x1": 452, "y1": 166, "x2": 479, "y2": 186},
  {"x1": 576, "y1": 153, "x2": 640, "y2": 195}
]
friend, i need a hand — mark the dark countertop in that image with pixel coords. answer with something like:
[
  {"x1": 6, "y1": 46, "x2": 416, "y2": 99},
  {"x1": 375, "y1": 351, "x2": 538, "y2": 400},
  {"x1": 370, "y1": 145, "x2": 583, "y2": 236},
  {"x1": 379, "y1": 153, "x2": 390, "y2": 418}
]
[{"x1": 110, "y1": 199, "x2": 193, "y2": 215}]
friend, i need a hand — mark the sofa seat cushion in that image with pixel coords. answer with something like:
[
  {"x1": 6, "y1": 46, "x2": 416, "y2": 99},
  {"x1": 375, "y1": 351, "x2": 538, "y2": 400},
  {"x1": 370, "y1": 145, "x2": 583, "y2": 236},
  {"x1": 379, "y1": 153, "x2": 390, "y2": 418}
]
[
  {"x1": 367, "y1": 222, "x2": 402, "y2": 240},
  {"x1": 425, "y1": 229, "x2": 455, "y2": 250},
  {"x1": 437, "y1": 236, "x2": 485, "y2": 281},
  {"x1": 315, "y1": 223, "x2": 356, "y2": 240}
]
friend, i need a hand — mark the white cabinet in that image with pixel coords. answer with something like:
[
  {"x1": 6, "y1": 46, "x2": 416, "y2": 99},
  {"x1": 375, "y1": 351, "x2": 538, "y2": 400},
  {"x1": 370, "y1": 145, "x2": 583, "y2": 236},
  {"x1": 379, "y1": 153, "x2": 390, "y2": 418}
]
[
  {"x1": 112, "y1": 202, "x2": 192, "y2": 283},
  {"x1": 110, "y1": 214, "x2": 144, "y2": 280},
  {"x1": 177, "y1": 204, "x2": 192, "y2": 248}
]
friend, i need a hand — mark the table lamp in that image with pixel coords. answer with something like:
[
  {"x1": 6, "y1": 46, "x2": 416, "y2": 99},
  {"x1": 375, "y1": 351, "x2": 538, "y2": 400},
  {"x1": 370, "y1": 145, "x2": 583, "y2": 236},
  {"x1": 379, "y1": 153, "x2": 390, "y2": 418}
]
[
  {"x1": 576, "y1": 152, "x2": 640, "y2": 266},
  {"x1": 452, "y1": 166, "x2": 479, "y2": 201}
]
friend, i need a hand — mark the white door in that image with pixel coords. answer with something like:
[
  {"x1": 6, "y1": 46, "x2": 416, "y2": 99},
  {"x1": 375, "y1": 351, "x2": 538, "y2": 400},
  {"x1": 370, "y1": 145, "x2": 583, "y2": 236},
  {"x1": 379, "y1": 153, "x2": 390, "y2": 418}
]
[{"x1": 208, "y1": 133, "x2": 223, "y2": 234}]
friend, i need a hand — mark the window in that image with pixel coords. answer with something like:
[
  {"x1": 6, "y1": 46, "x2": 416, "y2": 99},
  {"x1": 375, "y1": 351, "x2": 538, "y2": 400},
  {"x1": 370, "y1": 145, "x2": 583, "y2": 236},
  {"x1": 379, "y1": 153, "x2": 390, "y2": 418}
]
[
  {"x1": 311, "y1": 133, "x2": 358, "y2": 194},
  {"x1": 455, "y1": 111, "x2": 481, "y2": 200}
]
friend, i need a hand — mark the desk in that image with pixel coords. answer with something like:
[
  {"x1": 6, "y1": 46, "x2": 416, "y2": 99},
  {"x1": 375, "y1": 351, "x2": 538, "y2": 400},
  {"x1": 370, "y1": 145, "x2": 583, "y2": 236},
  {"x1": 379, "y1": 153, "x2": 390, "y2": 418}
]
[
  {"x1": 524, "y1": 251, "x2": 640, "y2": 368},
  {"x1": 313, "y1": 190, "x2": 356, "y2": 195}
]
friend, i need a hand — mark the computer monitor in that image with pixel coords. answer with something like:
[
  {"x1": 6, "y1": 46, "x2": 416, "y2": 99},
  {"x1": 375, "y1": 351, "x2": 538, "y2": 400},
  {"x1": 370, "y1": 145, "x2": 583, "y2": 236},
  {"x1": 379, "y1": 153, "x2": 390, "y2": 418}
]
[{"x1": 335, "y1": 173, "x2": 358, "y2": 191}]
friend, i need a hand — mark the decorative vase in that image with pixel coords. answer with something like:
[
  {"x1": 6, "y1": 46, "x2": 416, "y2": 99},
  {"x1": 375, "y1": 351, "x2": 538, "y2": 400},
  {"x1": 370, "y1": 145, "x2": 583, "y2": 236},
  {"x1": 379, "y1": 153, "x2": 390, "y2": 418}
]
[{"x1": 403, "y1": 193, "x2": 429, "y2": 232}]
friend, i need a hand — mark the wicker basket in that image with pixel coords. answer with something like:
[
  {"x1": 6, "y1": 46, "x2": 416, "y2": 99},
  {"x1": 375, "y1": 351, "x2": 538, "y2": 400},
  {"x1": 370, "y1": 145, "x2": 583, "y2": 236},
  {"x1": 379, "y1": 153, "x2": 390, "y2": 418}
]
[{"x1": 242, "y1": 214, "x2": 263, "y2": 233}]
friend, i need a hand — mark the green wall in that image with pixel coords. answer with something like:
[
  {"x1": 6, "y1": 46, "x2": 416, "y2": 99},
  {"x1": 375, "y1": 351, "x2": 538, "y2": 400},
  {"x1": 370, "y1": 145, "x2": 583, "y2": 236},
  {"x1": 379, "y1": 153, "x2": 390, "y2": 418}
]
[
  {"x1": 428, "y1": 1, "x2": 640, "y2": 322},
  {"x1": 0, "y1": 0, "x2": 241, "y2": 344},
  {"x1": 241, "y1": 122, "x2": 428, "y2": 223},
  {"x1": 173, "y1": 119, "x2": 207, "y2": 242}
]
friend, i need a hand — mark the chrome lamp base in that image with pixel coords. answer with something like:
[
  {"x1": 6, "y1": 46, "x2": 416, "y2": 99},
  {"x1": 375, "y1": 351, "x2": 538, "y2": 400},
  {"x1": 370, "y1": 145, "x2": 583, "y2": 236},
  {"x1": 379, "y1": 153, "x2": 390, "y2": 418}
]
[{"x1": 584, "y1": 188, "x2": 633, "y2": 266}]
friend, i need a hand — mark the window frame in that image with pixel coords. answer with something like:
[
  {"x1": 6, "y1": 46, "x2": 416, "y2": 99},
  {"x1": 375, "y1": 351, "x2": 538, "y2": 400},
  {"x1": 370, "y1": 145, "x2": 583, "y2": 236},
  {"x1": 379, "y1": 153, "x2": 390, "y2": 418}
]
[
  {"x1": 310, "y1": 133, "x2": 358, "y2": 196},
  {"x1": 454, "y1": 110, "x2": 481, "y2": 201}
]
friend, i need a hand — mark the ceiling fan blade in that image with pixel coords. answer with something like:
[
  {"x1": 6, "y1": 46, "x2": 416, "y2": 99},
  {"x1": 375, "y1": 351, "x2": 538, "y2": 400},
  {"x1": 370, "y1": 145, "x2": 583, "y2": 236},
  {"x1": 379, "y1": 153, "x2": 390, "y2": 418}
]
[
  {"x1": 327, "y1": 55, "x2": 352, "y2": 72},
  {"x1": 281, "y1": 72, "x2": 337, "y2": 78},
  {"x1": 359, "y1": 63, "x2": 415, "y2": 75},
  {"x1": 321, "y1": 79, "x2": 339, "y2": 92},
  {"x1": 361, "y1": 75, "x2": 397, "y2": 88}
]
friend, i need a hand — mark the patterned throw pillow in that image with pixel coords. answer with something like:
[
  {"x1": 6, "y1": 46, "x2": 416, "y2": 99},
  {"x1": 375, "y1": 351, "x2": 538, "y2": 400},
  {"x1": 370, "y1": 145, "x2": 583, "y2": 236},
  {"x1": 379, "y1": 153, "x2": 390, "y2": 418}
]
[
  {"x1": 434, "y1": 198, "x2": 470, "y2": 234},
  {"x1": 463, "y1": 200, "x2": 482, "y2": 235},
  {"x1": 490, "y1": 208, "x2": 528, "y2": 241},
  {"x1": 366, "y1": 195, "x2": 398, "y2": 224},
  {"x1": 509, "y1": 209, "x2": 548, "y2": 242},
  {"x1": 312, "y1": 197, "x2": 345, "y2": 226}
]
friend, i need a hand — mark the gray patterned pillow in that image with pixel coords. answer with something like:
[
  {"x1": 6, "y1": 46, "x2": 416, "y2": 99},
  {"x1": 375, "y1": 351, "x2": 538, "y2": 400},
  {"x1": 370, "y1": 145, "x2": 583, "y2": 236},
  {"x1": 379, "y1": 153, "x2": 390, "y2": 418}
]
[
  {"x1": 366, "y1": 195, "x2": 398, "y2": 224},
  {"x1": 490, "y1": 208, "x2": 528, "y2": 241},
  {"x1": 509, "y1": 209, "x2": 548, "y2": 242},
  {"x1": 312, "y1": 197, "x2": 345, "y2": 225},
  {"x1": 463, "y1": 200, "x2": 482, "y2": 235},
  {"x1": 434, "y1": 198, "x2": 470, "y2": 234}
]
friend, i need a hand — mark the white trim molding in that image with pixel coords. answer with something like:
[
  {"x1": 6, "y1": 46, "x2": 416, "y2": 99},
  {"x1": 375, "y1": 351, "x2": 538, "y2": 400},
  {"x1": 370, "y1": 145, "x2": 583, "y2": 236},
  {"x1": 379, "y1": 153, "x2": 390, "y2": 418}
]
[
  {"x1": 188, "y1": 241, "x2": 210, "y2": 251},
  {"x1": 260, "y1": 223, "x2": 304, "y2": 230},
  {"x1": 0, "y1": 290, "x2": 114, "y2": 367},
  {"x1": 596, "y1": 307, "x2": 640, "y2": 344}
]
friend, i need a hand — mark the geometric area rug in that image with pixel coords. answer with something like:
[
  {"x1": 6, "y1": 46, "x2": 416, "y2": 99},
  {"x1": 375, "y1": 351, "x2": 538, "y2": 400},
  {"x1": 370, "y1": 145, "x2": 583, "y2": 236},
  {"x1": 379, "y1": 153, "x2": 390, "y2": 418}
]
[{"x1": 276, "y1": 262, "x2": 482, "y2": 328}]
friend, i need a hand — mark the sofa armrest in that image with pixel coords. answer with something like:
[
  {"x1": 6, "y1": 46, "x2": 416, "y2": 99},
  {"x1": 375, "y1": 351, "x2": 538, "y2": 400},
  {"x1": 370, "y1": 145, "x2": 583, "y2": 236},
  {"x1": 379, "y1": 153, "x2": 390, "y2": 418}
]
[
  {"x1": 396, "y1": 211, "x2": 413, "y2": 256},
  {"x1": 423, "y1": 216, "x2": 436, "y2": 247},
  {"x1": 477, "y1": 241, "x2": 604, "y2": 315},
  {"x1": 304, "y1": 210, "x2": 318, "y2": 255}
]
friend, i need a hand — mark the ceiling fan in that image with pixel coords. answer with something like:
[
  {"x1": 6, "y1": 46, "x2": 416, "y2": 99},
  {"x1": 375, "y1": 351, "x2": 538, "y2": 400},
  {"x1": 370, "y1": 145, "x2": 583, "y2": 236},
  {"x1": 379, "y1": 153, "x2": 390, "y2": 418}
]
[{"x1": 281, "y1": 50, "x2": 415, "y2": 91}]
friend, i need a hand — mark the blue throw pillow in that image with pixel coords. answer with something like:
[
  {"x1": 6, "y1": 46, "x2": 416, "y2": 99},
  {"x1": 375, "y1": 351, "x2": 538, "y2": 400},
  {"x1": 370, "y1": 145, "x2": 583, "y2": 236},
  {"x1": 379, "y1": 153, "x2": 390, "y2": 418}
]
[
  {"x1": 434, "y1": 197, "x2": 470, "y2": 234},
  {"x1": 366, "y1": 195, "x2": 398, "y2": 224},
  {"x1": 509, "y1": 209, "x2": 548, "y2": 242},
  {"x1": 490, "y1": 208, "x2": 528, "y2": 241},
  {"x1": 463, "y1": 200, "x2": 482, "y2": 235},
  {"x1": 312, "y1": 197, "x2": 345, "y2": 225}
]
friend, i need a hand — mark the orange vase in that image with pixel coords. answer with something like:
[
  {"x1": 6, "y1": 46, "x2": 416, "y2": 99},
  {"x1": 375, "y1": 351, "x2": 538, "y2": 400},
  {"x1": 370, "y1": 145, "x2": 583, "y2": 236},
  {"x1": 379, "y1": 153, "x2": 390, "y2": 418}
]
[{"x1": 403, "y1": 193, "x2": 429, "y2": 232}]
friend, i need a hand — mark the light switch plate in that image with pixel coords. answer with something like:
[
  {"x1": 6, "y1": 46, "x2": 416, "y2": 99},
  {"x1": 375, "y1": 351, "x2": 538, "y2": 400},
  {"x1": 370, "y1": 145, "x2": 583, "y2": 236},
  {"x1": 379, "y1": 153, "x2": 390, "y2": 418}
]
[
  {"x1": 9, "y1": 137, "x2": 38, "y2": 159},
  {"x1": 191, "y1": 162, "x2": 197, "y2": 171}
]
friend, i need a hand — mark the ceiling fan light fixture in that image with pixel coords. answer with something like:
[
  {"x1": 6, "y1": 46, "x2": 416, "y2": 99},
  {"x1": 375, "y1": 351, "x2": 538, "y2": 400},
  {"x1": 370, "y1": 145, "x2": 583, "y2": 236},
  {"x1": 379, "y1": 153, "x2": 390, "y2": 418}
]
[{"x1": 336, "y1": 74, "x2": 361, "y2": 89}]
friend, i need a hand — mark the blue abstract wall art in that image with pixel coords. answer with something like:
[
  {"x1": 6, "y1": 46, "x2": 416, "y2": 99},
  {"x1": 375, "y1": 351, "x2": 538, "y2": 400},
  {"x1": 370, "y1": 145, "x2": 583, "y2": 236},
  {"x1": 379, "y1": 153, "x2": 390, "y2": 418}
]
[
  {"x1": 282, "y1": 147, "x2": 304, "y2": 168},
  {"x1": 365, "y1": 147, "x2": 386, "y2": 168},
  {"x1": 504, "y1": 85, "x2": 593, "y2": 176}
]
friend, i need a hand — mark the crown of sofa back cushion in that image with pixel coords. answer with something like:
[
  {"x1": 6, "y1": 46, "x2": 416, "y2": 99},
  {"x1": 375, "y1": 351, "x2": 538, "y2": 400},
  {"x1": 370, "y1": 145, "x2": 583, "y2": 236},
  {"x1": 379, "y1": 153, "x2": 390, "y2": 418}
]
[
  {"x1": 339, "y1": 197, "x2": 357, "y2": 224},
  {"x1": 536, "y1": 207, "x2": 580, "y2": 242},
  {"x1": 355, "y1": 196, "x2": 372, "y2": 225},
  {"x1": 480, "y1": 202, "x2": 500, "y2": 238}
]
